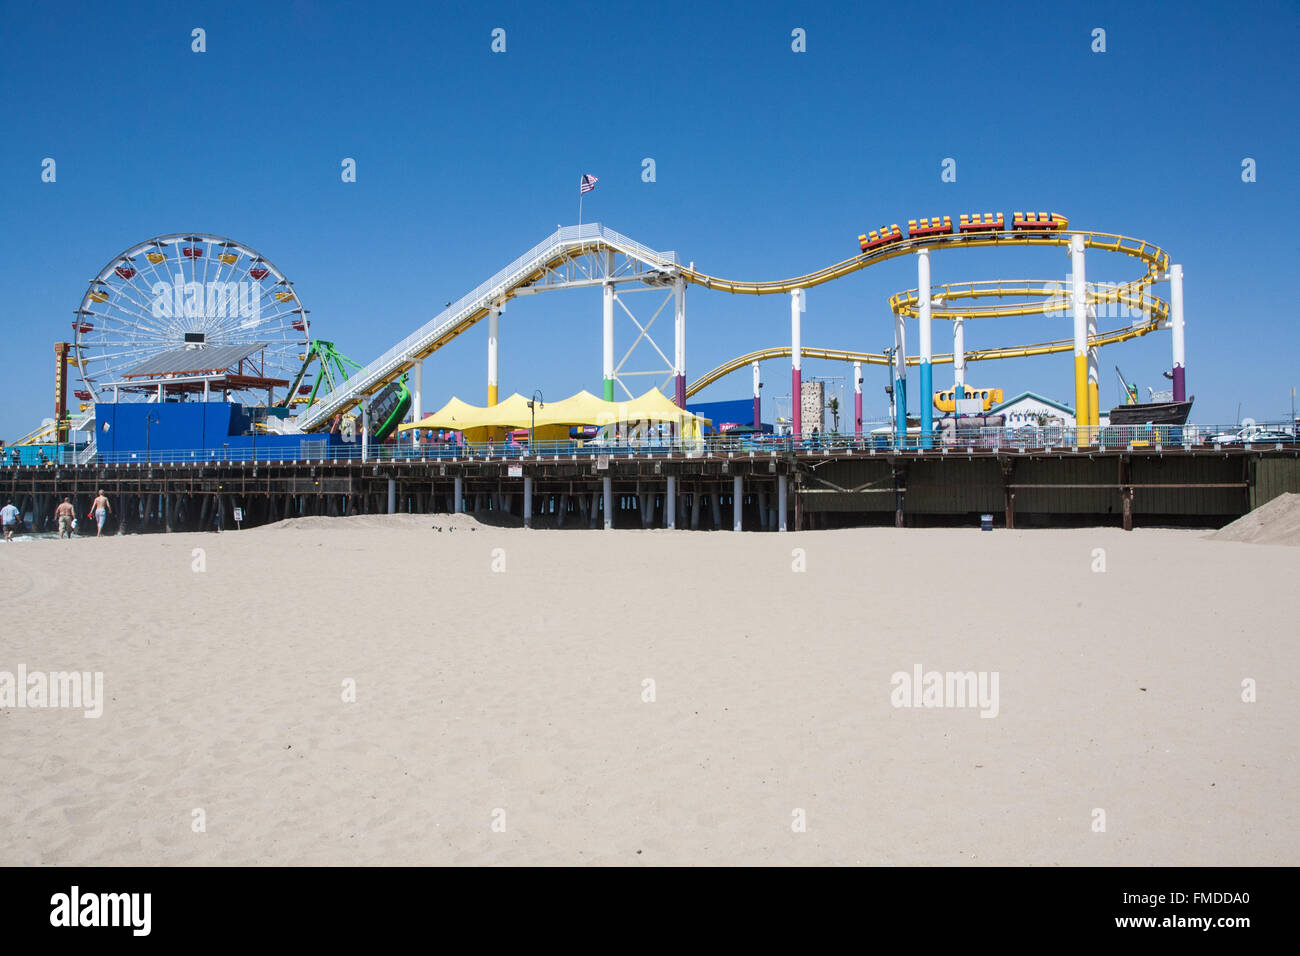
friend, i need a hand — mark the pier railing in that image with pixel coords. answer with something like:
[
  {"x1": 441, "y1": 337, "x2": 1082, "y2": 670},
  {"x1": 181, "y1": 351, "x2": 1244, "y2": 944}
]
[{"x1": 11, "y1": 423, "x2": 1294, "y2": 467}]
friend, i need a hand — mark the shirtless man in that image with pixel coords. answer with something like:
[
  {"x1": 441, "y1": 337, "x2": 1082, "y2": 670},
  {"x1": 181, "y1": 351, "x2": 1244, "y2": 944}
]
[
  {"x1": 55, "y1": 497, "x2": 76, "y2": 539},
  {"x1": 89, "y1": 490, "x2": 111, "y2": 537}
]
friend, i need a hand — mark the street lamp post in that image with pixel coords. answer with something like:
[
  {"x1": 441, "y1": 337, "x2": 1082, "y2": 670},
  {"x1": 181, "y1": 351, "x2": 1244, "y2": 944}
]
[
  {"x1": 144, "y1": 413, "x2": 160, "y2": 463},
  {"x1": 527, "y1": 389, "x2": 544, "y2": 454}
]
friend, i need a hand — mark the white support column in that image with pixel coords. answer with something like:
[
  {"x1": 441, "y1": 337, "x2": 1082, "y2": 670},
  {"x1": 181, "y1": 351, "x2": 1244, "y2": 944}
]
[
  {"x1": 673, "y1": 276, "x2": 687, "y2": 408},
  {"x1": 523, "y1": 475, "x2": 533, "y2": 529},
  {"x1": 602, "y1": 475, "x2": 613, "y2": 530},
  {"x1": 1169, "y1": 264, "x2": 1186, "y2": 402},
  {"x1": 778, "y1": 476, "x2": 788, "y2": 532},
  {"x1": 453, "y1": 475, "x2": 463, "y2": 513},
  {"x1": 791, "y1": 289, "x2": 804, "y2": 437},
  {"x1": 666, "y1": 474, "x2": 676, "y2": 528},
  {"x1": 853, "y1": 361, "x2": 863, "y2": 438},
  {"x1": 953, "y1": 314, "x2": 966, "y2": 388},
  {"x1": 602, "y1": 281, "x2": 615, "y2": 401},
  {"x1": 1070, "y1": 235, "x2": 1089, "y2": 440},
  {"x1": 387, "y1": 478, "x2": 396, "y2": 514},
  {"x1": 893, "y1": 310, "x2": 907, "y2": 442},
  {"x1": 917, "y1": 248, "x2": 933, "y2": 448},
  {"x1": 733, "y1": 475, "x2": 743, "y2": 531},
  {"x1": 1087, "y1": 301, "x2": 1099, "y2": 428},
  {"x1": 361, "y1": 405, "x2": 369, "y2": 462},
  {"x1": 487, "y1": 305, "x2": 500, "y2": 406},
  {"x1": 412, "y1": 360, "x2": 423, "y2": 422}
]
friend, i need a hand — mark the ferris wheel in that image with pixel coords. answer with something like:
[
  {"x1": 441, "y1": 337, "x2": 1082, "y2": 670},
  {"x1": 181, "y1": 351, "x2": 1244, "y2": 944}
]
[{"x1": 72, "y1": 233, "x2": 311, "y2": 406}]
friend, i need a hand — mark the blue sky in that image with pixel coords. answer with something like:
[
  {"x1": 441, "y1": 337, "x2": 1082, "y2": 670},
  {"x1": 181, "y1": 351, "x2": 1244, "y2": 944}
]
[{"x1": 1, "y1": 0, "x2": 1297, "y2": 438}]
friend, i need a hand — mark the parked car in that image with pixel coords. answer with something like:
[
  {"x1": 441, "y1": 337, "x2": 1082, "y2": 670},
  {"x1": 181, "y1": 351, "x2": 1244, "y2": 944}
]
[{"x1": 1208, "y1": 424, "x2": 1293, "y2": 445}]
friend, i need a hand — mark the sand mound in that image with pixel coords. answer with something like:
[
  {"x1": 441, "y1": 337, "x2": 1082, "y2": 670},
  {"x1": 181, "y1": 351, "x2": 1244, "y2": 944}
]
[
  {"x1": 253, "y1": 512, "x2": 496, "y2": 532},
  {"x1": 1208, "y1": 493, "x2": 1300, "y2": 546}
]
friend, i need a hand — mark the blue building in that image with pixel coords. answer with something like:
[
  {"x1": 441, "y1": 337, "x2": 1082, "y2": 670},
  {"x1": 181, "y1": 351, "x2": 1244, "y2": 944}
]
[
  {"x1": 93, "y1": 402, "x2": 348, "y2": 461},
  {"x1": 686, "y1": 398, "x2": 770, "y2": 434}
]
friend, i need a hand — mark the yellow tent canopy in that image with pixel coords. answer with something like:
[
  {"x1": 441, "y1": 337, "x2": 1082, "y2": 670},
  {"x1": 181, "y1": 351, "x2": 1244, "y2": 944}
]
[
  {"x1": 399, "y1": 395, "x2": 485, "y2": 432},
  {"x1": 400, "y1": 388, "x2": 710, "y2": 437},
  {"x1": 530, "y1": 390, "x2": 615, "y2": 427}
]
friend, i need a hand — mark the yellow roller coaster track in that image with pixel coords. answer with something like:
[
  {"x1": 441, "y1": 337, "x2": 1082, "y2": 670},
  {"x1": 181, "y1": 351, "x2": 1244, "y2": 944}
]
[
  {"x1": 296, "y1": 223, "x2": 1170, "y2": 428},
  {"x1": 678, "y1": 230, "x2": 1168, "y2": 295},
  {"x1": 686, "y1": 319, "x2": 1162, "y2": 398},
  {"x1": 11, "y1": 421, "x2": 59, "y2": 446},
  {"x1": 677, "y1": 228, "x2": 1171, "y2": 395},
  {"x1": 888, "y1": 279, "x2": 1167, "y2": 323}
]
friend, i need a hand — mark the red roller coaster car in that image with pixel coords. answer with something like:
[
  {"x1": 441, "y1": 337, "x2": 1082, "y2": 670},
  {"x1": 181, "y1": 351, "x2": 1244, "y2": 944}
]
[
  {"x1": 907, "y1": 216, "x2": 953, "y2": 238},
  {"x1": 859, "y1": 224, "x2": 904, "y2": 252}
]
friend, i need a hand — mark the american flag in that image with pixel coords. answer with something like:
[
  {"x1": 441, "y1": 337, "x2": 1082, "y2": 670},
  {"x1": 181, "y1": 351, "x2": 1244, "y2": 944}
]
[{"x1": 579, "y1": 174, "x2": 598, "y2": 194}]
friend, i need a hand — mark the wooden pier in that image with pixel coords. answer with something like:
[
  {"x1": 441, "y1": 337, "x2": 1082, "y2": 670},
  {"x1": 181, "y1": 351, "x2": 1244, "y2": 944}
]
[{"x1": 3, "y1": 444, "x2": 1297, "y2": 534}]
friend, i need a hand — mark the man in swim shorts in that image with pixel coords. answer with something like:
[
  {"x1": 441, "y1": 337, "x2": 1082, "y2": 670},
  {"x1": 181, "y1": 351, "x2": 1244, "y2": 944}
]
[
  {"x1": 55, "y1": 497, "x2": 76, "y2": 539},
  {"x1": 89, "y1": 490, "x2": 111, "y2": 537}
]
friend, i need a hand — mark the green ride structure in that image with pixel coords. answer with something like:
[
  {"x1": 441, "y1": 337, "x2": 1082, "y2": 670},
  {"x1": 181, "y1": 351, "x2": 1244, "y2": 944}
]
[{"x1": 284, "y1": 339, "x2": 411, "y2": 442}]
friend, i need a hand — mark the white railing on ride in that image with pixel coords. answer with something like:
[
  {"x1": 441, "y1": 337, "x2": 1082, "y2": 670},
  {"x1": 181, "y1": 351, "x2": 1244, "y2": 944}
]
[{"x1": 298, "y1": 224, "x2": 679, "y2": 429}]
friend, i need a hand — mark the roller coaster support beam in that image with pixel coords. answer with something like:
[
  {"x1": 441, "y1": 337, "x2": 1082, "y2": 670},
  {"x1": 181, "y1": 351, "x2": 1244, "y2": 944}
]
[
  {"x1": 853, "y1": 361, "x2": 863, "y2": 438},
  {"x1": 674, "y1": 277, "x2": 687, "y2": 408},
  {"x1": 752, "y1": 361, "x2": 762, "y2": 429},
  {"x1": 953, "y1": 313, "x2": 966, "y2": 389},
  {"x1": 487, "y1": 304, "x2": 501, "y2": 407},
  {"x1": 1070, "y1": 235, "x2": 1090, "y2": 445},
  {"x1": 1169, "y1": 264, "x2": 1186, "y2": 402},
  {"x1": 603, "y1": 279, "x2": 615, "y2": 401},
  {"x1": 791, "y1": 289, "x2": 805, "y2": 437},
  {"x1": 412, "y1": 360, "x2": 423, "y2": 422},
  {"x1": 1087, "y1": 300, "x2": 1100, "y2": 432},
  {"x1": 361, "y1": 405, "x2": 370, "y2": 462},
  {"x1": 894, "y1": 310, "x2": 908, "y2": 444},
  {"x1": 917, "y1": 248, "x2": 933, "y2": 448}
]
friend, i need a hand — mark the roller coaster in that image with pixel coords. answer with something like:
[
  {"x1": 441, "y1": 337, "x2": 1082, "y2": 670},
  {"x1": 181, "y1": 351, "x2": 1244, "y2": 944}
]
[
  {"x1": 290, "y1": 214, "x2": 1182, "y2": 452},
  {"x1": 14, "y1": 215, "x2": 1181, "y2": 456}
]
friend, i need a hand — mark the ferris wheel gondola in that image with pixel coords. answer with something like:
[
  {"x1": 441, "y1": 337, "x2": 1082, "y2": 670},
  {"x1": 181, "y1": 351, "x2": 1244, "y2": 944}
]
[{"x1": 72, "y1": 233, "x2": 312, "y2": 406}]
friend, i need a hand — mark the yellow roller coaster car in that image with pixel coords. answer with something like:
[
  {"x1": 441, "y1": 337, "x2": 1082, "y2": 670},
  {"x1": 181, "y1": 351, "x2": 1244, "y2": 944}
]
[{"x1": 933, "y1": 386, "x2": 1004, "y2": 413}]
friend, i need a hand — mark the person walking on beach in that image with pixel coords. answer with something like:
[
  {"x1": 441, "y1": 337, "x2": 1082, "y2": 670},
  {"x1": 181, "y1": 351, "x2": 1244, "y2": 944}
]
[
  {"x1": 55, "y1": 497, "x2": 75, "y2": 539},
  {"x1": 1, "y1": 500, "x2": 20, "y2": 541},
  {"x1": 88, "y1": 490, "x2": 111, "y2": 537}
]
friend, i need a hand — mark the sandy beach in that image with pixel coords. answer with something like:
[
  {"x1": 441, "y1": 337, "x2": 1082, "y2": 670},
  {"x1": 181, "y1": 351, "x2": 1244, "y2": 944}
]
[{"x1": 1, "y1": 517, "x2": 1296, "y2": 866}]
